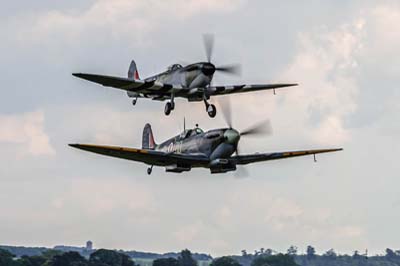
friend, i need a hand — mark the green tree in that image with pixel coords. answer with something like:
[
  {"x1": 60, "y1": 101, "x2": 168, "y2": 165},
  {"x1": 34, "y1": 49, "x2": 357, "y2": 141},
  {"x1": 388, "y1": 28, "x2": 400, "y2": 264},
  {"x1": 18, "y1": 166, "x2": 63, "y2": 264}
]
[
  {"x1": 153, "y1": 258, "x2": 179, "y2": 266},
  {"x1": 286, "y1": 246, "x2": 297, "y2": 256},
  {"x1": 42, "y1": 250, "x2": 63, "y2": 261},
  {"x1": 263, "y1": 249, "x2": 273, "y2": 256},
  {"x1": 0, "y1": 249, "x2": 18, "y2": 266},
  {"x1": 19, "y1": 255, "x2": 47, "y2": 266},
  {"x1": 386, "y1": 248, "x2": 397, "y2": 259},
  {"x1": 49, "y1": 251, "x2": 87, "y2": 266},
  {"x1": 323, "y1": 249, "x2": 337, "y2": 259},
  {"x1": 178, "y1": 250, "x2": 197, "y2": 266},
  {"x1": 210, "y1": 257, "x2": 241, "y2": 266},
  {"x1": 306, "y1": 246, "x2": 316, "y2": 259},
  {"x1": 89, "y1": 249, "x2": 134, "y2": 266},
  {"x1": 251, "y1": 254, "x2": 298, "y2": 266},
  {"x1": 352, "y1": 250, "x2": 362, "y2": 259}
]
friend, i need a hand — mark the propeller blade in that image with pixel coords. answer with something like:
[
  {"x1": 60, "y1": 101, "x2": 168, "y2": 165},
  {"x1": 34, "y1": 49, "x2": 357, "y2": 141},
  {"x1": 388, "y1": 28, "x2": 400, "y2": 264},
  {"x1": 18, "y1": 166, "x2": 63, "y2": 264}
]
[
  {"x1": 203, "y1": 34, "x2": 214, "y2": 63},
  {"x1": 218, "y1": 96, "x2": 233, "y2": 128},
  {"x1": 240, "y1": 120, "x2": 273, "y2": 137},
  {"x1": 215, "y1": 64, "x2": 242, "y2": 76}
]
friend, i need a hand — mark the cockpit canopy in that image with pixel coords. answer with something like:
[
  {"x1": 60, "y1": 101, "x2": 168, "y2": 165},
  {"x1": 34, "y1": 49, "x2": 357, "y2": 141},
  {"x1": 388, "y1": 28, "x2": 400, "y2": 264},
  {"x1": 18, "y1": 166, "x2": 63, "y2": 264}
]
[
  {"x1": 180, "y1": 127, "x2": 204, "y2": 139},
  {"x1": 167, "y1": 64, "x2": 183, "y2": 71}
]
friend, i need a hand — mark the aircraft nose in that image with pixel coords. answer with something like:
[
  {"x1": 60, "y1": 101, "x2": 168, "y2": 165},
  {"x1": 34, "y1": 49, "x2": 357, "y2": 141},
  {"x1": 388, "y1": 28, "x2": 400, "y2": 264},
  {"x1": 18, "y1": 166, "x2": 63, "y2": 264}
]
[
  {"x1": 224, "y1": 129, "x2": 240, "y2": 144},
  {"x1": 201, "y1": 63, "x2": 216, "y2": 76}
]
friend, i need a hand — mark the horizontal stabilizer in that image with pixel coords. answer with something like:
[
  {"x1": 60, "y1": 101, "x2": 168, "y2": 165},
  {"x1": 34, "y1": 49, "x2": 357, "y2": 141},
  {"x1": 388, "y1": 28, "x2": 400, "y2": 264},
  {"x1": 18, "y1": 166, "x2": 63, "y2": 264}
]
[{"x1": 72, "y1": 73, "x2": 138, "y2": 88}]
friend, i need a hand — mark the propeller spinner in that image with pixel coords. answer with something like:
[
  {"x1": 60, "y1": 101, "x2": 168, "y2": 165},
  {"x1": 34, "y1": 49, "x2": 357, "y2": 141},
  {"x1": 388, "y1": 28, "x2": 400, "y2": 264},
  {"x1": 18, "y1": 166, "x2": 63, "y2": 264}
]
[
  {"x1": 218, "y1": 96, "x2": 273, "y2": 155},
  {"x1": 202, "y1": 34, "x2": 241, "y2": 77}
]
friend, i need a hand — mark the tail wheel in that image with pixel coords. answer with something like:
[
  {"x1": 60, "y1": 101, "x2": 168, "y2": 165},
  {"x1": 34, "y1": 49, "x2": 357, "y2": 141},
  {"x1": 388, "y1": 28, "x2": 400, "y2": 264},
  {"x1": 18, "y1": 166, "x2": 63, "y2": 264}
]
[
  {"x1": 207, "y1": 104, "x2": 217, "y2": 118},
  {"x1": 164, "y1": 102, "x2": 172, "y2": 116},
  {"x1": 132, "y1": 99, "x2": 137, "y2": 106},
  {"x1": 147, "y1": 167, "x2": 152, "y2": 175}
]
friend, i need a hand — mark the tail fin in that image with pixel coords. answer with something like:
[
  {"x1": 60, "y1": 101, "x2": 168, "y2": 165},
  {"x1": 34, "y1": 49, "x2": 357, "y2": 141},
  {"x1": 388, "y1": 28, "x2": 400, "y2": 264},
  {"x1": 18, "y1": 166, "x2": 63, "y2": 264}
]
[
  {"x1": 128, "y1": 60, "x2": 140, "y2": 80},
  {"x1": 142, "y1": 123, "x2": 156, "y2": 150}
]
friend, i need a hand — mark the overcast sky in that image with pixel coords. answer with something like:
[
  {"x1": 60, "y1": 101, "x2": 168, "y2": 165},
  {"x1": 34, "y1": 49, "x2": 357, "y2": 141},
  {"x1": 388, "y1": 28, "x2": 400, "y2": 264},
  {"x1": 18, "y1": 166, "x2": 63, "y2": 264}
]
[{"x1": 1, "y1": 0, "x2": 400, "y2": 257}]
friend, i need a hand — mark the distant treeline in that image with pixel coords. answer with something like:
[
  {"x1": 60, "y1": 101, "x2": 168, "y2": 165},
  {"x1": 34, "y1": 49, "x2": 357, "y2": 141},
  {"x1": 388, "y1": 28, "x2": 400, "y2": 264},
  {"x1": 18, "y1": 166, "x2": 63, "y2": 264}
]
[
  {"x1": 2, "y1": 245, "x2": 400, "y2": 266},
  {"x1": 0, "y1": 248, "x2": 215, "y2": 266},
  {"x1": 0, "y1": 245, "x2": 211, "y2": 261},
  {"x1": 233, "y1": 246, "x2": 400, "y2": 266}
]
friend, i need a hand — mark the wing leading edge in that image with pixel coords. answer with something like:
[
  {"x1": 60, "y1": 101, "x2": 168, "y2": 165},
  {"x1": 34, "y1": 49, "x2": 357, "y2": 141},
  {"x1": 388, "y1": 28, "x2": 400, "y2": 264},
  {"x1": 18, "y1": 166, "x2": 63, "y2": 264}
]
[
  {"x1": 69, "y1": 144, "x2": 209, "y2": 167},
  {"x1": 72, "y1": 73, "x2": 182, "y2": 95},
  {"x1": 231, "y1": 148, "x2": 343, "y2": 165},
  {"x1": 207, "y1": 83, "x2": 298, "y2": 96}
]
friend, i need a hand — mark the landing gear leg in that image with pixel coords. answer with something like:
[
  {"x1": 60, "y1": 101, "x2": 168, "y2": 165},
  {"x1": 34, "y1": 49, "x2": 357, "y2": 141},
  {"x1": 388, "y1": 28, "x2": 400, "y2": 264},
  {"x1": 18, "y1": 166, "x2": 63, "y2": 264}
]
[
  {"x1": 132, "y1": 97, "x2": 138, "y2": 106},
  {"x1": 170, "y1": 93, "x2": 175, "y2": 110},
  {"x1": 147, "y1": 165, "x2": 153, "y2": 175},
  {"x1": 204, "y1": 99, "x2": 216, "y2": 118},
  {"x1": 164, "y1": 102, "x2": 172, "y2": 115},
  {"x1": 164, "y1": 93, "x2": 175, "y2": 116}
]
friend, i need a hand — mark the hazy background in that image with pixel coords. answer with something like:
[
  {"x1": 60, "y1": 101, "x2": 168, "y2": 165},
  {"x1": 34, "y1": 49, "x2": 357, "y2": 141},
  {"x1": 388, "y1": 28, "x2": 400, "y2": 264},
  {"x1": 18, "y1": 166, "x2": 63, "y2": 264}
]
[{"x1": 1, "y1": 0, "x2": 399, "y2": 257}]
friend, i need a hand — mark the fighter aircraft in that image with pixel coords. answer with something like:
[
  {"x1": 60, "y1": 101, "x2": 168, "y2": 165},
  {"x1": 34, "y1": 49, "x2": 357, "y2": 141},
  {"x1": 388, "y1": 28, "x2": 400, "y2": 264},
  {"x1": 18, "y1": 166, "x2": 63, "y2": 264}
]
[
  {"x1": 69, "y1": 105, "x2": 342, "y2": 175},
  {"x1": 72, "y1": 35, "x2": 297, "y2": 118}
]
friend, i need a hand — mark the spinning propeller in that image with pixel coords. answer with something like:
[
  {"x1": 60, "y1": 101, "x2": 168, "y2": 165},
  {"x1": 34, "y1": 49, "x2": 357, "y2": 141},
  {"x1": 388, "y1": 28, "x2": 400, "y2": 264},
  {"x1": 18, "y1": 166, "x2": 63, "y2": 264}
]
[
  {"x1": 201, "y1": 34, "x2": 241, "y2": 76},
  {"x1": 218, "y1": 96, "x2": 272, "y2": 177},
  {"x1": 219, "y1": 96, "x2": 272, "y2": 150}
]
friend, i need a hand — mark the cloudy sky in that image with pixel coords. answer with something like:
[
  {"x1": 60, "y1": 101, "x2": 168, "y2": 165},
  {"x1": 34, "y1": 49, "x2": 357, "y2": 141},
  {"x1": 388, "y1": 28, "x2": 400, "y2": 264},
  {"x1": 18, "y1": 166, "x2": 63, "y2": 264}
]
[{"x1": 1, "y1": 0, "x2": 400, "y2": 257}]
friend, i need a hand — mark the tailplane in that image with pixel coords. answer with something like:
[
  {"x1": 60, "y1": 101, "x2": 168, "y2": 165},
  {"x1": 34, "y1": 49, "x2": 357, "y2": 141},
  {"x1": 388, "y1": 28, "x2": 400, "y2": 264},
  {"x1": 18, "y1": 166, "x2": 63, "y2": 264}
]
[
  {"x1": 142, "y1": 123, "x2": 156, "y2": 150},
  {"x1": 128, "y1": 60, "x2": 140, "y2": 80}
]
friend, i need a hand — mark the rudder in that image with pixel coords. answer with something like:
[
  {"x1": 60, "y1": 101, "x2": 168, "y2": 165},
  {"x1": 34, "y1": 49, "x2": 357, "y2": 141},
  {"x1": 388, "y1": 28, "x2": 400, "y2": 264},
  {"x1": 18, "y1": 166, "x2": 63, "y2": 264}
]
[
  {"x1": 128, "y1": 60, "x2": 140, "y2": 80},
  {"x1": 142, "y1": 123, "x2": 156, "y2": 150}
]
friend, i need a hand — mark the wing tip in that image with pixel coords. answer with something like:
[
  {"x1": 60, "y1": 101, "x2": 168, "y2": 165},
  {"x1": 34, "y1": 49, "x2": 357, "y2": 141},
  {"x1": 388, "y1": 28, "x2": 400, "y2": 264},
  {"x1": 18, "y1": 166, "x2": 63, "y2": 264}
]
[
  {"x1": 317, "y1": 148, "x2": 343, "y2": 153},
  {"x1": 72, "y1": 73, "x2": 85, "y2": 80},
  {"x1": 69, "y1": 143, "x2": 80, "y2": 148},
  {"x1": 72, "y1": 73, "x2": 85, "y2": 78},
  {"x1": 273, "y1": 83, "x2": 299, "y2": 88}
]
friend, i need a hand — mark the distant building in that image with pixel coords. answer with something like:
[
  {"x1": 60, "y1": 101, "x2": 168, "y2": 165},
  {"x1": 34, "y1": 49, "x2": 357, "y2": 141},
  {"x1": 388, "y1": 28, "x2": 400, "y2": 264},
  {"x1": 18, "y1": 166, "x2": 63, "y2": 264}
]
[{"x1": 86, "y1": 241, "x2": 93, "y2": 251}]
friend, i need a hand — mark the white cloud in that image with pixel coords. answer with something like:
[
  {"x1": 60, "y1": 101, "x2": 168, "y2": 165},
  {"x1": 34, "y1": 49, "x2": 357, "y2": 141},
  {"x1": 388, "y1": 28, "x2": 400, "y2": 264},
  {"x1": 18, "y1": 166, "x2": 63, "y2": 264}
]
[
  {"x1": 365, "y1": 4, "x2": 400, "y2": 69},
  {"x1": 7, "y1": 0, "x2": 245, "y2": 48},
  {"x1": 276, "y1": 19, "x2": 364, "y2": 145},
  {"x1": 0, "y1": 110, "x2": 55, "y2": 156}
]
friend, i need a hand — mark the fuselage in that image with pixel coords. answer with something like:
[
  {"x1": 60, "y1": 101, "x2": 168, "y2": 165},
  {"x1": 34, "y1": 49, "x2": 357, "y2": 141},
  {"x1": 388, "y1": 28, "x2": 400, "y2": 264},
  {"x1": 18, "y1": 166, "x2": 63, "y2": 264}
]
[
  {"x1": 141, "y1": 62, "x2": 214, "y2": 98},
  {"x1": 156, "y1": 127, "x2": 240, "y2": 161}
]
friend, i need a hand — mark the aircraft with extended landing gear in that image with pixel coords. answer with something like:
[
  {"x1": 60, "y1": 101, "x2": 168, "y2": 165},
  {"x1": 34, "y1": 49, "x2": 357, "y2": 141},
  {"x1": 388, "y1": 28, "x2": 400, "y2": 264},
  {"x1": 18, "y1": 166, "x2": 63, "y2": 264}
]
[
  {"x1": 69, "y1": 104, "x2": 342, "y2": 175},
  {"x1": 72, "y1": 35, "x2": 297, "y2": 118}
]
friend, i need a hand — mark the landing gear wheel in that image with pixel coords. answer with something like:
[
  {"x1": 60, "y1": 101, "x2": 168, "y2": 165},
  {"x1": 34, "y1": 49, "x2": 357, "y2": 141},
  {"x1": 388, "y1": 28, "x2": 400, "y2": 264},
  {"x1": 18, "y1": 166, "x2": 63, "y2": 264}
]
[
  {"x1": 207, "y1": 104, "x2": 217, "y2": 118},
  {"x1": 132, "y1": 98, "x2": 137, "y2": 106},
  {"x1": 164, "y1": 102, "x2": 172, "y2": 116},
  {"x1": 147, "y1": 166, "x2": 153, "y2": 175}
]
